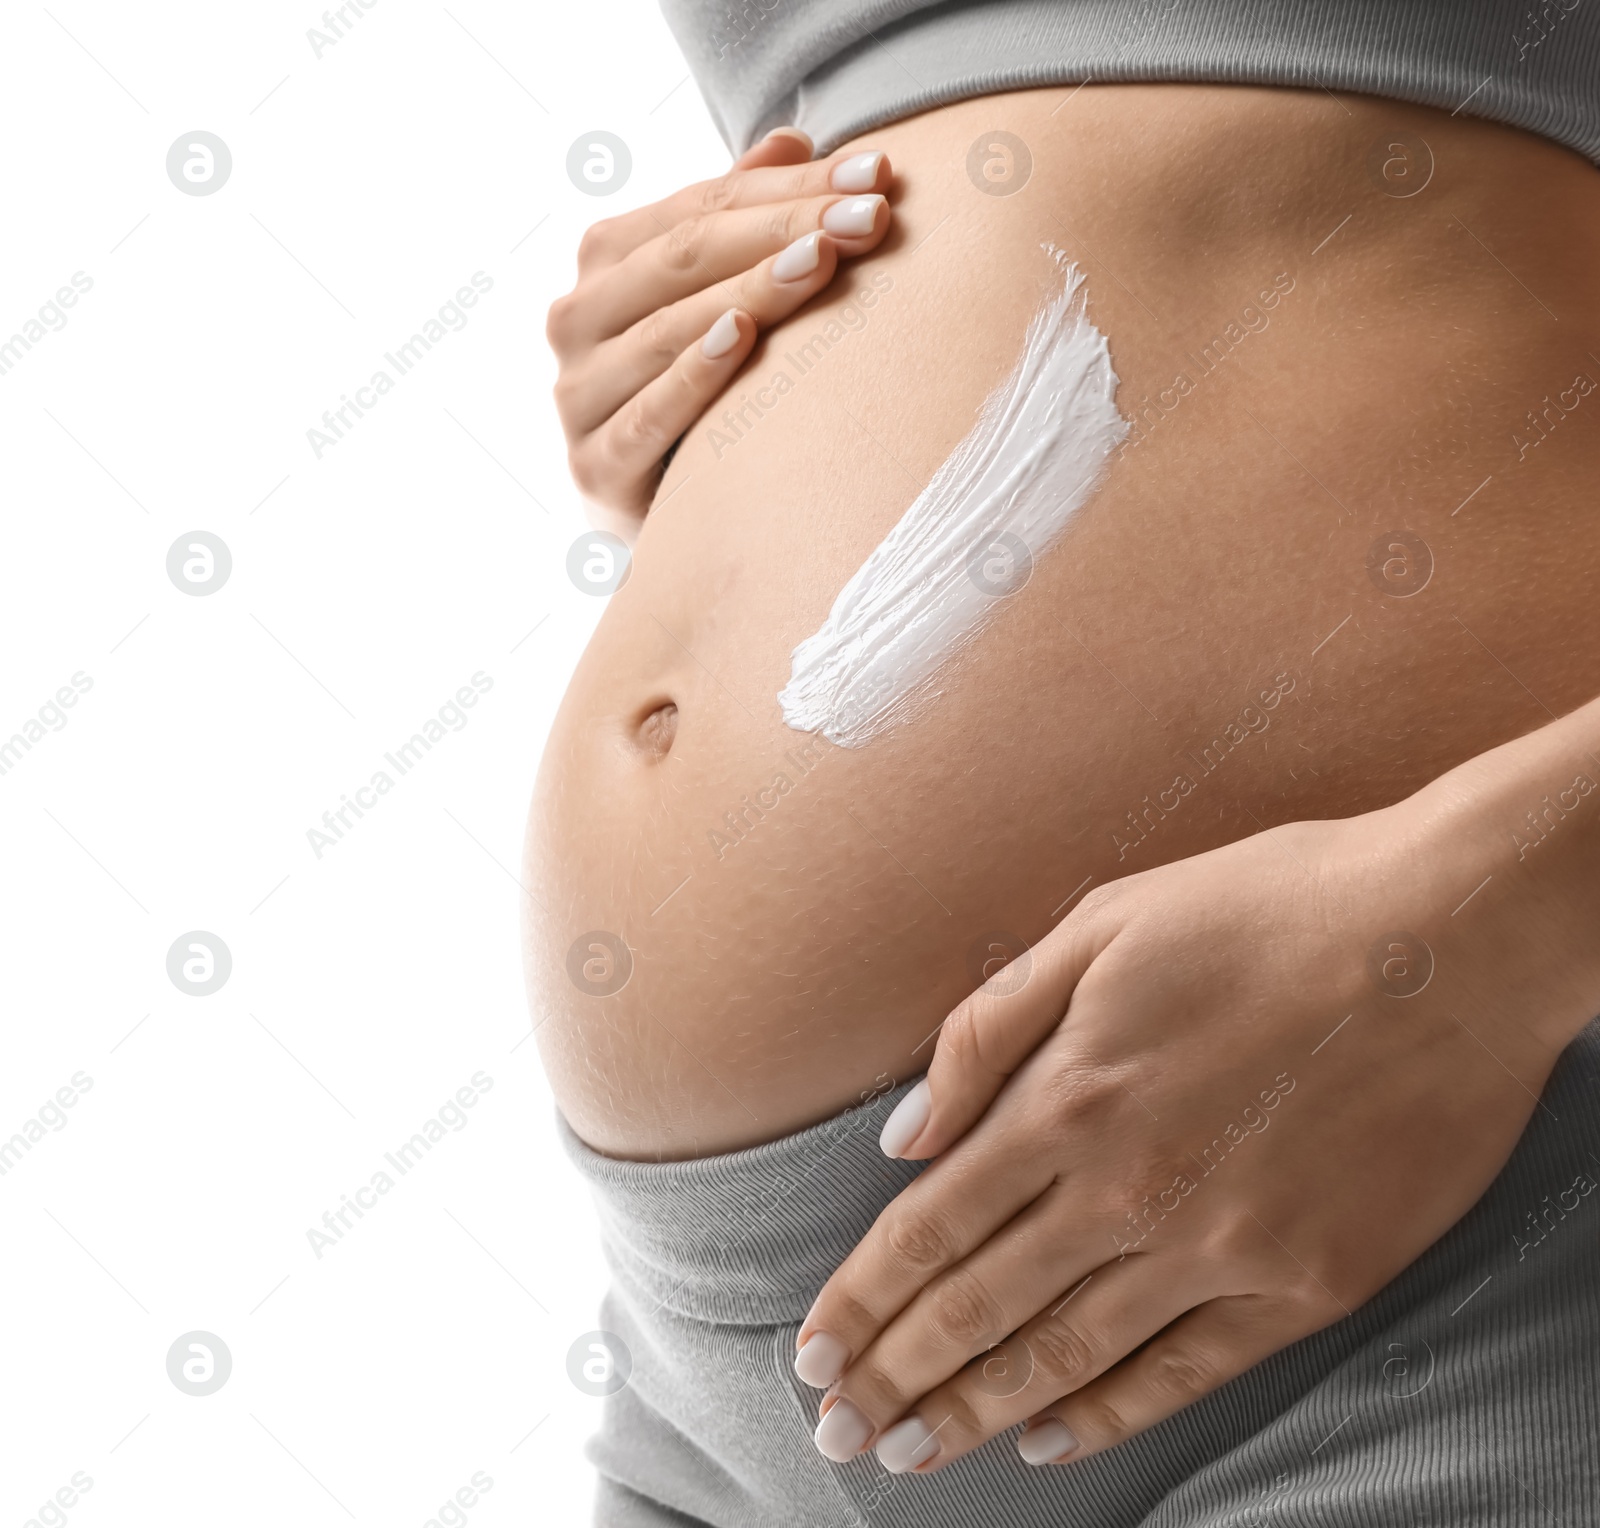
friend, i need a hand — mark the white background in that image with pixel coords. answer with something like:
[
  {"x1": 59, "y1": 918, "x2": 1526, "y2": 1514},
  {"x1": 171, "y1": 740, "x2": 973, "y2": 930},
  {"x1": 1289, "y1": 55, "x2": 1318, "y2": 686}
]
[{"x1": 0, "y1": 3, "x2": 725, "y2": 1522}]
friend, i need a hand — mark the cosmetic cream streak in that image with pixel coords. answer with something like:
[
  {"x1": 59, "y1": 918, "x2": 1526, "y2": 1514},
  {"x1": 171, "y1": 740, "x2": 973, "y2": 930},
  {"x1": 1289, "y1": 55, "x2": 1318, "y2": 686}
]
[{"x1": 778, "y1": 256, "x2": 1129, "y2": 747}]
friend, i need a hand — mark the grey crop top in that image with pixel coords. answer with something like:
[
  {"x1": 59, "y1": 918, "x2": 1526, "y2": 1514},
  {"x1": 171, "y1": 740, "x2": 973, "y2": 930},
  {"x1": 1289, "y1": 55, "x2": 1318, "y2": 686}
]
[{"x1": 659, "y1": 0, "x2": 1600, "y2": 165}]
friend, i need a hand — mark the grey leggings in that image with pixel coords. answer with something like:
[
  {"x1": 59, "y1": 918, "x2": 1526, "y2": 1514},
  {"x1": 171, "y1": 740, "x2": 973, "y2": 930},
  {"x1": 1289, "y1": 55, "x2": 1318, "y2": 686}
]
[{"x1": 560, "y1": 1020, "x2": 1600, "y2": 1526}]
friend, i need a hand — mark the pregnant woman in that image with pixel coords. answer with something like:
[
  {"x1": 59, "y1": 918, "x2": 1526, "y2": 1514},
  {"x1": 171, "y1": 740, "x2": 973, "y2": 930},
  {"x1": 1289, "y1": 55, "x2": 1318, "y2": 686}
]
[{"x1": 529, "y1": 4, "x2": 1600, "y2": 1523}]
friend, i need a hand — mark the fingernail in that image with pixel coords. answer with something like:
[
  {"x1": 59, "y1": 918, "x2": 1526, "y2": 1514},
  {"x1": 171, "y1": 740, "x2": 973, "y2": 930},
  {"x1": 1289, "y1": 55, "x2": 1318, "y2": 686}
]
[
  {"x1": 763, "y1": 125, "x2": 813, "y2": 151},
  {"x1": 830, "y1": 151, "x2": 885, "y2": 192},
  {"x1": 773, "y1": 230, "x2": 823, "y2": 282},
  {"x1": 876, "y1": 1415, "x2": 941, "y2": 1473},
  {"x1": 700, "y1": 308, "x2": 743, "y2": 359},
  {"x1": 879, "y1": 1078, "x2": 931, "y2": 1159},
  {"x1": 814, "y1": 1398, "x2": 874, "y2": 1462},
  {"x1": 794, "y1": 1330, "x2": 850, "y2": 1388},
  {"x1": 822, "y1": 194, "x2": 885, "y2": 238},
  {"x1": 1018, "y1": 1419, "x2": 1080, "y2": 1466}
]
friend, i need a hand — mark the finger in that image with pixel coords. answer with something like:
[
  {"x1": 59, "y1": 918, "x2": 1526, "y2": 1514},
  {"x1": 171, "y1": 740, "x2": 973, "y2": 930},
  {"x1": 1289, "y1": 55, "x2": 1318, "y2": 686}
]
[
  {"x1": 881, "y1": 893, "x2": 1125, "y2": 1162},
  {"x1": 561, "y1": 190, "x2": 888, "y2": 350},
  {"x1": 556, "y1": 215, "x2": 862, "y2": 436},
  {"x1": 568, "y1": 307, "x2": 757, "y2": 518},
  {"x1": 732, "y1": 126, "x2": 814, "y2": 170},
  {"x1": 795, "y1": 1116, "x2": 1055, "y2": 1391},
  {"x1": 567, "y1": 146, "x2": 890, "y2": 279},
  {"x1": 817, "y1": 1252, "x2": 1196, "y2": 1470},
  {"x1": 563, "y1": 227, "x2": 846, "y2": 511},
  {"x1": 1017, "y1": 1294, "x2": 1299, "y2": 1466},
  {"x1": 824, "y1": 1181, "x2": 1111, "y2": 1431}
]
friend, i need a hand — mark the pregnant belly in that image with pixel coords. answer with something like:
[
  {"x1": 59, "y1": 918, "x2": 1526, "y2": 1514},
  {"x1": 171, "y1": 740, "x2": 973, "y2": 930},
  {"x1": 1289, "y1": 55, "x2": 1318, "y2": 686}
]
[{"x1": 527, "y1": 84, "x2": 1600, "y2": 1160}]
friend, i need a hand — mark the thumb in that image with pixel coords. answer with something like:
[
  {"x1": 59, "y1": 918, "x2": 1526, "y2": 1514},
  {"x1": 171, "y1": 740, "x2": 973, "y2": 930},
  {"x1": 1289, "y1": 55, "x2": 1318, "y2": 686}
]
[
  {"x1": 732, "y1": 125, "x2": 814, "y2": 170},
  {"x1": 879, "y1": 898, "x2": 1121, "y2": 1160}
]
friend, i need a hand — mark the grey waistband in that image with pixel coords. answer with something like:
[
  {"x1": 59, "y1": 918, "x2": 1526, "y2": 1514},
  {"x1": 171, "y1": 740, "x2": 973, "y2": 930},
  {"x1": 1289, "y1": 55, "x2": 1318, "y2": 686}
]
[
  {"x1": 558, "y1": 1081, "x2": 924, "y2": 1325},
  {"x1": 561, "y1": 1033, "x2": 1600, "y2": 1527}
]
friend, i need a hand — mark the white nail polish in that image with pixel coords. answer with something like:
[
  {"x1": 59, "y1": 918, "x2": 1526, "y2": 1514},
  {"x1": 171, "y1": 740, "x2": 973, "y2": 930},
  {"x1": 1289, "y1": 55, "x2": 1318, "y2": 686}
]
[
  {"x1": 1018, "y1": 1419, "x2": 1080, "y2": 1465},
  {"x1": 814, "y1": 1399, "x2": 873, "y2": 1462},
  {"x1": 822, "y1": 195, "x2": 884, "y2": 238},
  {"x1": 794, "y1": 1331, "x2": 850, "y2": 1388},
  {"x1": 876, "y1": 1416, "x2": 940, "y2": 1473},
  {"x1": 762, "y1": 126, "x2": 811, "y2": 150},
  {"x1": 772, "y1": 230, "x2": 823, "y2": 282},
  {"x1": 830, "y1": 151, "x2": 884, "y2": 192},
  {"x1": 700, "y1": 308, "x2": 742, "y2": 358},
  {"x1": 878, "y1": 1078, "x2": 931, "y2": 1159}
]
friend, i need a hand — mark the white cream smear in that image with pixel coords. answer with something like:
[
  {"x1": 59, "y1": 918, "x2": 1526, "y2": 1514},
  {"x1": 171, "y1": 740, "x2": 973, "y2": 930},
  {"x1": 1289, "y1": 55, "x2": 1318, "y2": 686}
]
[{"x1": 778, "y1": 256, "x2": 1129, "y2": 748}]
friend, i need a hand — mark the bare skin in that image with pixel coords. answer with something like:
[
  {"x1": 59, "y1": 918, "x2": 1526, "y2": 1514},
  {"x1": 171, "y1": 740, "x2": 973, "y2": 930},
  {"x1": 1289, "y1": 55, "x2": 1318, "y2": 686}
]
[
  {"x1": 799, "y1": 699, "x2": 1600, "y2": 1471},
  {"x1": 528, "y1": 83, "x2": 1600, "y2": 1166},
  {"x1": 547, "y1": 127, "x2": 893, "y2": 530}
]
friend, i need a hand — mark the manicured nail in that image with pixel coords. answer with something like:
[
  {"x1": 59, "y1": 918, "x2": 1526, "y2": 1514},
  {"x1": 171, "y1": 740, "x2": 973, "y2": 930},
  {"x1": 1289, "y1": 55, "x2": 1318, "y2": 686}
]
[
  {"x1": 773, "y1": 230, "x2": 823, "y2": 282},
  {"x1": 879, "y1": 1078, "x2": 931, "y2": 1159},
  {"x1": 1018, "y1": 1419, "x2": 1080, "y2": 1465},
  {"x1": 830, "y1": 151, "x2": 885, "y2": 192},
  {"x1": 876, "y1": 1415, "x2": 940, "y2": 1473},
  {"x1": 762, "y1": 126, "x2": 813, "y2": 152},
  {"x1": 822, "y1": 194, "x2": 885, "y2": 238},
  {"x1": 794, "y1": 1331, "x2": 850, "y2": 1388},
  {"x1": 814, "y1": 1399, "x2": 873, "y2": 1462},
  {"x1": 700, "y1": 308, "x2": 743, "y2": 359}
]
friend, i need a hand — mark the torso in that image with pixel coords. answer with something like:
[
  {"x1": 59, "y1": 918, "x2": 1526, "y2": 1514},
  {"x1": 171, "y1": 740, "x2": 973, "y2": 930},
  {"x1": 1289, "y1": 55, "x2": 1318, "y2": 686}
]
[{"x1": 527, "y1": 84, "x2": 1600, "y2": 1159}]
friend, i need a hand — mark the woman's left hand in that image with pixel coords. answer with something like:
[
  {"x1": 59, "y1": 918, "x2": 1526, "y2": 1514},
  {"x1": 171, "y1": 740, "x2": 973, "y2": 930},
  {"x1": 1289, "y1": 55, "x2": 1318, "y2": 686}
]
[{"x1": 794, "y1": 768, "x2": 1600, "y2": 1474}]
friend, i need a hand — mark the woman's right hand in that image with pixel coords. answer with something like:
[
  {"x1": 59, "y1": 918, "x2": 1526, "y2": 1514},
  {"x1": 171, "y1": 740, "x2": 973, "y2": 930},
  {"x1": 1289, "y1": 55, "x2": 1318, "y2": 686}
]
[{"x1": 546, "y1": 128, "x2": 894, "y2": 534}]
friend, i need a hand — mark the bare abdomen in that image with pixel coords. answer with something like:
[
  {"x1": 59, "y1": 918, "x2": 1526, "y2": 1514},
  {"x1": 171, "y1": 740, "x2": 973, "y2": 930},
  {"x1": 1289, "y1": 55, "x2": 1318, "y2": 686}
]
[{"x1": 527, "y1": 84, "x2": 1600, "y2": 1160}]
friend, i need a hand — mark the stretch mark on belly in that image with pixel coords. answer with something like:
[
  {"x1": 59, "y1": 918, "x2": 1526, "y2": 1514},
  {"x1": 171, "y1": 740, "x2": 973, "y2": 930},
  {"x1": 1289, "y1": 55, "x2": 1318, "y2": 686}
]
[{"x1": 777, "y1": 254, "x2": 1128, "y2": 747}]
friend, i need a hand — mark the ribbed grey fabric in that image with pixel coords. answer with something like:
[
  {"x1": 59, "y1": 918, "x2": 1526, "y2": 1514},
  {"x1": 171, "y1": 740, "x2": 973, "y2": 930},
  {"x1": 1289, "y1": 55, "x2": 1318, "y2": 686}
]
[
  {"x1": 562, "y1": 1020, "x2": 1600, "y2": 1526},
  {"x1": 659, "y1": 0, "x2": 1600, "y2": 163}
]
